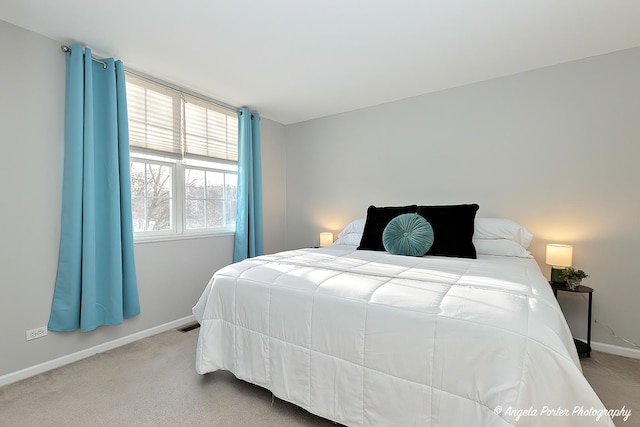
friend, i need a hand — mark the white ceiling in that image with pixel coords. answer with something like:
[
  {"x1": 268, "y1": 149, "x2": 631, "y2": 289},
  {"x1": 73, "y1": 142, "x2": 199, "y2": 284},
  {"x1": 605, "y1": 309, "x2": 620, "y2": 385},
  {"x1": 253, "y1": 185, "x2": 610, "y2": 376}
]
[{"x1": 2, "y1": 1, "x2": 640, "y2": 124}]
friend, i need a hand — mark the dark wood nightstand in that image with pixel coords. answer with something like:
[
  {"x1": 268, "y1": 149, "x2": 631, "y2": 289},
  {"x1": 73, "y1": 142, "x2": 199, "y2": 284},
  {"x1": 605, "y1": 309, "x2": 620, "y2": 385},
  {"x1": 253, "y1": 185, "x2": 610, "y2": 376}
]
[{"x1": 549, "y1": 282, "x2": 593, "y2": 358}]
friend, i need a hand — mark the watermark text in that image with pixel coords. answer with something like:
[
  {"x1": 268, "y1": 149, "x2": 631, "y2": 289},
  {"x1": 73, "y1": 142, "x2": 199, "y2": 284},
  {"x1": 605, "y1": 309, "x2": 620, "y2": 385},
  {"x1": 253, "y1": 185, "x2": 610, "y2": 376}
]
[{"x1": 493, "y1": 405, "x2": 631, "y2": 422}]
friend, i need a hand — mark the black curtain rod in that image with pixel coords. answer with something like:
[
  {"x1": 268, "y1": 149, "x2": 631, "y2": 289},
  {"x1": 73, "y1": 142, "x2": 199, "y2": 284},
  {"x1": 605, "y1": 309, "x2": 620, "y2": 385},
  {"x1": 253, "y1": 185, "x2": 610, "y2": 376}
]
[{"x1": 240, "y1": 111, "x2": 260, "y2": 120}]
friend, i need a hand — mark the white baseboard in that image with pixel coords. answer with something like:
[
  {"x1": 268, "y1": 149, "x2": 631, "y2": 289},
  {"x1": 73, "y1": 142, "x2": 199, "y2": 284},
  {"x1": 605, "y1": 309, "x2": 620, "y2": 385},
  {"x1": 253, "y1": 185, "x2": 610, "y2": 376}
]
[
  {"x1": 0, "y1": 315, "x2": 196, "y2": 388},
  {"x1": 590, "y1": 340, "x2": 640, "y2": 359}
]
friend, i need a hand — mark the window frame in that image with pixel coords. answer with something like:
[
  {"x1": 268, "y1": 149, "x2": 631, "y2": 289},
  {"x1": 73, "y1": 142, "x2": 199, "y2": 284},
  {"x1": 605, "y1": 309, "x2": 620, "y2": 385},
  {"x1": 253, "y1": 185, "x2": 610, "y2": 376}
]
[
  {"x1": 125, "y1": 70, "x2": 239, "y2": 242},
  {"x1": 183, "y1": 163, "x2": 238, "y2": 234},
  {"x1": 130, "y1": 154, "x2": 177, "y2": 238}
]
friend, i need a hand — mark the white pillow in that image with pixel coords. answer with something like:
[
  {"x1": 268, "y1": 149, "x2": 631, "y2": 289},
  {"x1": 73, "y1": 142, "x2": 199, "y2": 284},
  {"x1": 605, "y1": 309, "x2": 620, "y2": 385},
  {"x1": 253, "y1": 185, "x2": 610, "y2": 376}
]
[
  {"x1": 333, "y1": 233, "x2": 362, "y2": 246},
  {"x1": 473, "y1": 238, "x2": 531, "y2": 258},
  {"x1": 474, "y1": 218, "x2": 533, "y2": 249},
  {"x1": 337, "y1": 218, "x2": 366, "y2": 239}
]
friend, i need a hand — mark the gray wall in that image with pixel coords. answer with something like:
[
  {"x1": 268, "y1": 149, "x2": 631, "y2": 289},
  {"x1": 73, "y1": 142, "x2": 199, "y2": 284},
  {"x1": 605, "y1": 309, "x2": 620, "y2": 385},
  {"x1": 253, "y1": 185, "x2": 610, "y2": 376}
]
[
  {"x1": 261, "y1": 118, "x2": 287, "y2": 254},
  {"x1": 2, "y1": 16, "x2": 638, "y2": 378},
  {"x1": 0, "y1": 20, "x2": 287, "y2": 377},
  {"x1": 285, "y1": 47, "x2": 640, "y2": 350}
]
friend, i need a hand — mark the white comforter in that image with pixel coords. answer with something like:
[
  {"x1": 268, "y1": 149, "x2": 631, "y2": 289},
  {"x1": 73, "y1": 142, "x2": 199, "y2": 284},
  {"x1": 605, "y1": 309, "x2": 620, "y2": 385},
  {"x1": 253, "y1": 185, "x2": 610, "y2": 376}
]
[{"x1": 193, "y1": 246, "x2": 613, "y2": 426}]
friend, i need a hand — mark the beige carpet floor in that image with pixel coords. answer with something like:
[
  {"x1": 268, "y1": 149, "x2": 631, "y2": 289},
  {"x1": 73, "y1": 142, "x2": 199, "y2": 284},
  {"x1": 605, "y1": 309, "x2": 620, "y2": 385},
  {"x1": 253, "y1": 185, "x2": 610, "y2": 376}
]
[
  {"x1": 1, "y1": 328, "x2": 638, "y2": 426},
  {"x1": 581, "y1": 350, "x2": 640, "y2": 426}
]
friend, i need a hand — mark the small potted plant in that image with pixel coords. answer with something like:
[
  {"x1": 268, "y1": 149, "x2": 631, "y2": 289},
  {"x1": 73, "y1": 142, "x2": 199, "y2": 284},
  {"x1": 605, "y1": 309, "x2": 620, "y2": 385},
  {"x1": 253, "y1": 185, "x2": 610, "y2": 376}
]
[{"x1": 561, "y1": 267, "x2": 589, "y2": 290}]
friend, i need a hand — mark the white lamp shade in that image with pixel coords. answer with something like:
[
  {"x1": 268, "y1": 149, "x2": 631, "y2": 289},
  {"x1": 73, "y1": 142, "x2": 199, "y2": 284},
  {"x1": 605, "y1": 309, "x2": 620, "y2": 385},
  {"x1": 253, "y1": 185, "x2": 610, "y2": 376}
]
[
  {"x1": 546, "y1": 244, "x2": 573, "y2": 267},
  {"x1": 319, "y1": 232, "x2": 333, "y2": 247}
]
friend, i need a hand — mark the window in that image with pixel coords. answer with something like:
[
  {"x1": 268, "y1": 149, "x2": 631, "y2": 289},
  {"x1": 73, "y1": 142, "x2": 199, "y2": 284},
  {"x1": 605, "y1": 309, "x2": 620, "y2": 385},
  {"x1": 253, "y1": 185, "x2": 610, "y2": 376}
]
[
  {"x1": 185, "y1": 166, "x2": 237, "y2": 229},
  {"x1": 130, "y1": 159, "x2": 173, "y2": 232},
  {"x1": 126, "y1": 72, "x2": 238, "y2": 239}
]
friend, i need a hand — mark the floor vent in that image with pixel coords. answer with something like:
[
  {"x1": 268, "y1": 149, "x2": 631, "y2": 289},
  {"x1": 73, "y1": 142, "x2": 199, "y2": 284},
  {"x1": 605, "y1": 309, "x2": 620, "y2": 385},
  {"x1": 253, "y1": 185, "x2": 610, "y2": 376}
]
[{"x1": 178, "y1": 323, "x2": 200, "y2": 333}]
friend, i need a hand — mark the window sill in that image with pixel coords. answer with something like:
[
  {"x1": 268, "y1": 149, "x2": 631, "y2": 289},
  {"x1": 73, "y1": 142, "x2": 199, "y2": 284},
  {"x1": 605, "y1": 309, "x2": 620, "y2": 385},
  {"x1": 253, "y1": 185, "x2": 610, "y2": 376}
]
[{"x1": 134, "y1": 230, "x2": 235, "y2": 245}]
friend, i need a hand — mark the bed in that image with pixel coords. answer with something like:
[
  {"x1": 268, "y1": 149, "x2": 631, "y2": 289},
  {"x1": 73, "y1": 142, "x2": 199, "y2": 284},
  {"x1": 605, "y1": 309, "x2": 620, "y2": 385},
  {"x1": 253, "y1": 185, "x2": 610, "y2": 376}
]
[{"x1": 193, "y1": 211, "x2": 613, "y2": 426}]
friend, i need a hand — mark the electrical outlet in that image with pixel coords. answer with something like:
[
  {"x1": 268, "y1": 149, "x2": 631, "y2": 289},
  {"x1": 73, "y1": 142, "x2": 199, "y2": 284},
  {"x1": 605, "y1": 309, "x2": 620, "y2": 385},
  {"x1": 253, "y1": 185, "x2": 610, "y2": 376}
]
[{"x1": 26, "y1": 326, "x2": 48, "y2": 341}]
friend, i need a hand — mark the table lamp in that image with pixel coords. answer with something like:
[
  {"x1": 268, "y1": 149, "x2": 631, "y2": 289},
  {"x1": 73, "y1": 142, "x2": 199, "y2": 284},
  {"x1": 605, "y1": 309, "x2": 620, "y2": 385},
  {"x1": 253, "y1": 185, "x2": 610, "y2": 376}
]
[
  {"x1": 320, "y1": 232, "x2": 333, "y2": 247},
  {"x1": 546, "y1": 244, "x2": 573, "y2": 284}
]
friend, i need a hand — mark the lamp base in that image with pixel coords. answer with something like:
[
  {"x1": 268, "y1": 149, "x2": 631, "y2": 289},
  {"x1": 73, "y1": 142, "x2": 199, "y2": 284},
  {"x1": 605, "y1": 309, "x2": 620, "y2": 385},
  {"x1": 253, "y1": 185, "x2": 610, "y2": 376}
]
[{"x1": 550, "y1": 266, "x2": 567, "y2": 284}]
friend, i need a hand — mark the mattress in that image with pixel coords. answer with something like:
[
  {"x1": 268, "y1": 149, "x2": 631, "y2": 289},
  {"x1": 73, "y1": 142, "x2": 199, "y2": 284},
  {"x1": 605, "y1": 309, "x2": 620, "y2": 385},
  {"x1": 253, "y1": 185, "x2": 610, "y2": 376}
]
[{"x1": 193, "y1": 245, "x2": 613, "y2": 426}]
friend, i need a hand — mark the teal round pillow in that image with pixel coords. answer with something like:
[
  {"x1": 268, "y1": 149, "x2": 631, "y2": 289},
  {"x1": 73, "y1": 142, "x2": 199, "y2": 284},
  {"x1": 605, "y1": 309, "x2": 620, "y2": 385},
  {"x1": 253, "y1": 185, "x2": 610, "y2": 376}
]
[{"x1": 382, "y1": 213, "x2": 434, "y2": 257}]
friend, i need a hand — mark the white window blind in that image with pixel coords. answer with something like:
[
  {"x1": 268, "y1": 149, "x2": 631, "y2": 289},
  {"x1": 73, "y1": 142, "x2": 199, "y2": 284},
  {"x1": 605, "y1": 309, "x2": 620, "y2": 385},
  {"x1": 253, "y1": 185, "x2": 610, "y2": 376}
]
[
  {"x1": 126, "y1": 74, "x2": 182, "y2": 159},
  {"x1": 184, "y1": 95, "x2": 238, "y2": 162},
  {"x1": 126, "y1": 73, "x2": 238, "y2": 163}
]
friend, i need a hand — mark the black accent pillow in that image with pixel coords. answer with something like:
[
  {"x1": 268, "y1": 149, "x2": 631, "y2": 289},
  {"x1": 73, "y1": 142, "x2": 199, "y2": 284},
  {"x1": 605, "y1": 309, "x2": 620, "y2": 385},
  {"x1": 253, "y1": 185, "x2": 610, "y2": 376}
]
[
  {"x1": 416, "y1": 204, "x2": 479, "y2": 259},
  {"x1": 357, "y1": 205, "x2": 418, "y2": 251}
]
